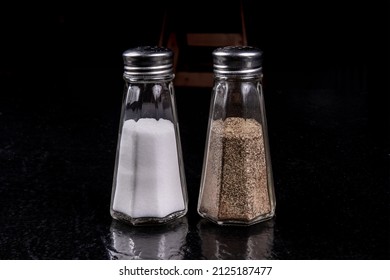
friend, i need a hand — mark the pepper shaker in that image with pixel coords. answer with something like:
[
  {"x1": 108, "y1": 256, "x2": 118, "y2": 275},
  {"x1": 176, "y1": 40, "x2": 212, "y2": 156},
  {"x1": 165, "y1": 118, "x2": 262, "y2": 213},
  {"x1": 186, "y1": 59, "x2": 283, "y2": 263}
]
[{"x1": 197, "y1": 46, "x2": 276, "y2": 225}]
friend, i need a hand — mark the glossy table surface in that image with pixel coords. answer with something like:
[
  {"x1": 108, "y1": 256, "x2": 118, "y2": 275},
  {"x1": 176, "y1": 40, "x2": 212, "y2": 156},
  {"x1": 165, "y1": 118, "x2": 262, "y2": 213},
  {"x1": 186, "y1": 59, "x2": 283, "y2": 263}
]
[{"x1": 0, "y1": 69, "x2": 388, "y2": 260}]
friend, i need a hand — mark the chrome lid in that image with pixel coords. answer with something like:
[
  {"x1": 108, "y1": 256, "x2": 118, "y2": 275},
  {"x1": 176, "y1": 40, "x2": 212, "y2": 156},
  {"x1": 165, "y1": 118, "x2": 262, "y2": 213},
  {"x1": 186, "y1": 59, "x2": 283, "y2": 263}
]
[
  {"x1": 123, "y1": 46, "x2": 173, "y2": 80},
  {"x1": 212, "y1": 46, "x2": 263, "y2": 75}
]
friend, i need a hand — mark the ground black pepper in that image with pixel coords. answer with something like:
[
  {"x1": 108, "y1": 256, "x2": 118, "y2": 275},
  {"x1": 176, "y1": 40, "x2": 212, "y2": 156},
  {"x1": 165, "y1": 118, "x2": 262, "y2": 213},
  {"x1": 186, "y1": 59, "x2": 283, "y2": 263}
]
[{"x1": 199, "y1": 117, "x2": 271, "y2": 223}]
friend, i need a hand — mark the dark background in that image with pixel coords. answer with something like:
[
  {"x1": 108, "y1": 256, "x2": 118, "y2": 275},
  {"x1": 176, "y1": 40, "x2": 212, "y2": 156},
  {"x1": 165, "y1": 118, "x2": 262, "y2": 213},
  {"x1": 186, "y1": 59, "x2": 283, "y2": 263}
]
[{"x1": 0, "y1": 1, "x2": 389, "y2": 259}]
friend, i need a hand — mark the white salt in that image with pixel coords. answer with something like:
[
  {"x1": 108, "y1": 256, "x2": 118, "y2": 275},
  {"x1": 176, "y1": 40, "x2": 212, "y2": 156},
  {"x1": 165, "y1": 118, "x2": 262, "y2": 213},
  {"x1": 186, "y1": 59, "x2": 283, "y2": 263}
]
[{"x1": 112, "y1": 118, "x2": 185, "y2": 218}]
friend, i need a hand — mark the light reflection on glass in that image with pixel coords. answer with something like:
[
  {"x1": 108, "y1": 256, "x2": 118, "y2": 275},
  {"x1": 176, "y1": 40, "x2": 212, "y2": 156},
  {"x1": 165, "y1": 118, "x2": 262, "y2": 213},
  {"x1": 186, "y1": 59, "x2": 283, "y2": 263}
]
[
  {"x1": 197, "y1": 219, "x2": 274, "y2": 259},
  {"x1": 107, "y1": 217, "x2": 188, "y2": 260}
]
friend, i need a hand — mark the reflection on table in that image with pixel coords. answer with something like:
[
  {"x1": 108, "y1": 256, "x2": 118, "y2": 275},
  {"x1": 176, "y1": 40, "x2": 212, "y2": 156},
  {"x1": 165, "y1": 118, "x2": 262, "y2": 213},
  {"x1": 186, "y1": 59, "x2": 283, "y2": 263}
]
[
  {"x1": 107, "y1": 217, "x2": 188, "y2": 260},
  {"x1": 197, "y1": 218, "x2": 274, "y2": 259}
]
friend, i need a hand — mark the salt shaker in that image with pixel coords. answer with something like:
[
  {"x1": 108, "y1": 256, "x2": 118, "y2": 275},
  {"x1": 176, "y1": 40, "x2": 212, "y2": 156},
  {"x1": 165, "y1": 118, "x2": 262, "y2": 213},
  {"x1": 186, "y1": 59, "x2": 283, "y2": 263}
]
[
  {"x1": 110, "y1": 46, "x2": 187, "y2": 225},
  {"x1": 197, "y1": 46, "x2": 276, "y2": 225}
]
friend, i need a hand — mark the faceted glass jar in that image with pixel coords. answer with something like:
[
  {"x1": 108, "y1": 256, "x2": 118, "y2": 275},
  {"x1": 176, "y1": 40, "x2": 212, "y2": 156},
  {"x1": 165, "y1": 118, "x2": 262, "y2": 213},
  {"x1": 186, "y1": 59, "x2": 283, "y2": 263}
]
[
  {"x1": 110, "y1": 46, "x2": 187, "y2": 225},
  {"x1": 197, "y1": 46, "x2": 275, "y2": 225}
]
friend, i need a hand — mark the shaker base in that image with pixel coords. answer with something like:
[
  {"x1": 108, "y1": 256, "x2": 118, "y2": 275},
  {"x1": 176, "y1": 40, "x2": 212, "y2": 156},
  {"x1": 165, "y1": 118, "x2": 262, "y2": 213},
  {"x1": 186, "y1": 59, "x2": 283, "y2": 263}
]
[
  {"x1": 198, "y1": 209, "x2": 275, "y2": 226},
  {"x1": 111, "y1": 209, "x2": 187, "y2": 226}
]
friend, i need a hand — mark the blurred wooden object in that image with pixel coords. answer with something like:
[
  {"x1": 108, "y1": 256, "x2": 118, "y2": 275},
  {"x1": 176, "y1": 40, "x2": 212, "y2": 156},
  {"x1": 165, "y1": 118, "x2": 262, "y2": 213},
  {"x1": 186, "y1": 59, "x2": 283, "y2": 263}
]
[{"x1": 159, "y1": 0, "x2": 247, "y2": 88}]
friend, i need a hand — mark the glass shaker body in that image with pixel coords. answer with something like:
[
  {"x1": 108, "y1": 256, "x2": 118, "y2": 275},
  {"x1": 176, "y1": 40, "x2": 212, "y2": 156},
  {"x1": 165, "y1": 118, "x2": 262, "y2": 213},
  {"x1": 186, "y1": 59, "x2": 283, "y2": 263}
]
[
  {"x1": 110, "y1": 46, "x2": 187, "y2": 225},
  {"x1": 198, "y1": 46, "x2": 275, "y2": 225}
]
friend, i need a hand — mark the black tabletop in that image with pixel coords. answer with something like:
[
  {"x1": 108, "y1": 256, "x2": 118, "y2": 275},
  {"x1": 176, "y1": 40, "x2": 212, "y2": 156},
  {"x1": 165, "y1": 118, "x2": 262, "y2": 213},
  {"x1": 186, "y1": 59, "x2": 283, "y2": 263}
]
[{"x1": 0, "y1": 67, "x2": 388, "y2": 259}]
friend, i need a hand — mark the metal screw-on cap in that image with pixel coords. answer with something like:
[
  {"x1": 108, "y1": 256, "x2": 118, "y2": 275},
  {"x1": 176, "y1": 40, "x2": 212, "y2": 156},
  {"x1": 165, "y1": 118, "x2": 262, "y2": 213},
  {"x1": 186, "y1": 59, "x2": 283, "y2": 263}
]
[
  {"x1": 123, "y1": 46, "x2": 173, "y2": 80},
  {"x1": 213, "y1": 46, "x2": 263, "y2": 75}
]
